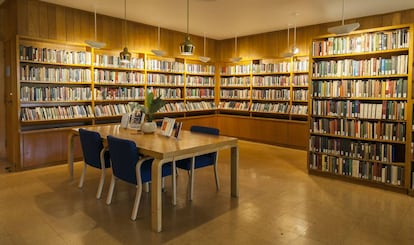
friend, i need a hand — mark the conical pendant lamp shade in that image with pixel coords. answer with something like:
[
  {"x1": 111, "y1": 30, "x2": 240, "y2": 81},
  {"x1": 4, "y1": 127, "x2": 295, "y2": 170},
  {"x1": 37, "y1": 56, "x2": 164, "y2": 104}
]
[
  {"x1": 230, "y1": 35, "x2": 242, "y2": 62},
  {"x1": 327, "y1": 0, "x2": 360, "y2": 35},
  {"x1": 151, "y1": 26, "x2": 165, "y2": 56},
  {"x1": 85, "y1": 7, "x2": 106, "y2": 49},
  {"x1": 180, "y1": 0, "x2": 194, "y2": 55},
  {"x1": 199, "y1": 34, "x2": 210, "y2": 63}
]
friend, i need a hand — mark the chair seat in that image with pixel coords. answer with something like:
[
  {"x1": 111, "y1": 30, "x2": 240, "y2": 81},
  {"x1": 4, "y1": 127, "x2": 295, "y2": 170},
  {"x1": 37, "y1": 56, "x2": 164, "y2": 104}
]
[
  {"x1": 140, "y1": 161, "x2": 173, "y2": 184},
  {"x1": 176, "y1": 153, "x2": 216, "y2": 170}
]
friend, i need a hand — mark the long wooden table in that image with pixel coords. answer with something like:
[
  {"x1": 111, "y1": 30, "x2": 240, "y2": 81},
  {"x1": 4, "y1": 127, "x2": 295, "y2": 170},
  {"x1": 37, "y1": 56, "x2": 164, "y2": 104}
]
[{"x1": 67, "y1": 124, "x2": 239, "y2": 232}]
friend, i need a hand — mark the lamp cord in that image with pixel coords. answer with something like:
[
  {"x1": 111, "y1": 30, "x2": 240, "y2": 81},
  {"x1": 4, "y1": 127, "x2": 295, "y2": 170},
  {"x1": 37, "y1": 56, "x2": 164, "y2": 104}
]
[
  {"x1": 234, "y1": 35, "x2": 238, "y2": 57},
  {"x1": 186, "y1": 0, "x2": 190, "y2": 37},
  {"x1": 124, "y1": 0, "x2": 127, "y2": 47},
  {"x1": 341, "y1": 0, "x2": 345, "y2": 25}
]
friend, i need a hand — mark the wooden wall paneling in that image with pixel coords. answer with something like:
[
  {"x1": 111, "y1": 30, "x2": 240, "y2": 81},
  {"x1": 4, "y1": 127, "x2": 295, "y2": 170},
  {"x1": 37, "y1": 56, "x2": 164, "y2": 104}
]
[
  {"x1": 101, "y1": 14, "x2": 122, "y2": 50},
  {"x1": 176, "y1": 115, "x2": 218, "y2": 131},
  {"x1": 38, "y1": 1, "x2": 49, "y2": 39},
  {"x1": 216, "y1": 115, "x2": 291, "y2": 146},
  {"x1": 46, "y1": 4, "x2": 57, "y2": 39},
  {"x1": 65, "y1": 8, "x2": 75, "y2": 42},
  {"x1": 1, "y1": 0, "x2": 18, "y2": 41},
  {"x1": 17, "y1": 0, "x2": 29, "y2": 36},
  {"x1": 287, "y1": 122, "x2": 308, "y2": 149},
  {"x1": 0, "y1": 42, "x2": 5, "y2": 158},
  {"x1": 54, "y1": 4, "x2": 67, "y2": 40},
  {"x1": 5, "y1": 38, "x2": 20, "y2": 166},
  {"x1": 22, "y1": 129, "x2": 83, "y2": 168},
  {"x1": 27, "y1": 0, "x2": 40, "y2": 37}
]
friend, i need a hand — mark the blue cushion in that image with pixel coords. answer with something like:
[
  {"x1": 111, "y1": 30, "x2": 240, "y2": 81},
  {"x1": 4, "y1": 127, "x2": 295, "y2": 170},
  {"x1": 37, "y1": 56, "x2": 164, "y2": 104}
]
[
  {"x1": 176, "y1": 125, "x2": 219, "y2": 170},
  {"x1": 79, "y1": 128, "x2": 110, "y2": 169},
  {"x1": 107, "y1": 135, "x2": 172, "y2": 185}
]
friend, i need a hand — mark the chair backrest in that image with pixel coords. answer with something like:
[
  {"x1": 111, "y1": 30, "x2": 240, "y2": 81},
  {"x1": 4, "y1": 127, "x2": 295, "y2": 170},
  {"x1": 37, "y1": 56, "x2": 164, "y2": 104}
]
[
  {"x1": 107, "y1": 135, "x2": 142, "y2": 184},
  {"x1": 190, "y1": 125, "x2": 219, "y2": 136},
  {"x1": 79, "y1": 128, "x2": 108, "y2": 169}
]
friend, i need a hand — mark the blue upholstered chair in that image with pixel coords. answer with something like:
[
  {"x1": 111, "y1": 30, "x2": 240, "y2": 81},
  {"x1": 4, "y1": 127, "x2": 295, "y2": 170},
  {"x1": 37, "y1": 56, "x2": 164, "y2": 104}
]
[
  {"x1": 176, "y1": 125, "x2": 220, "y2": 200},
  {"x1": 106, "y1": 135, "x2": 176, "y2": 220},
  {"x1": 78, "y1": 128, "x2": 111, "y2": 199}
]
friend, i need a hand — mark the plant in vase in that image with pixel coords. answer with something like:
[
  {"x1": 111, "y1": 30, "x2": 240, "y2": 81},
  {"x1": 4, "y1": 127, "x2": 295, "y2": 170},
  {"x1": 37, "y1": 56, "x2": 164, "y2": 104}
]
[{"x1": 139, "y1": 92, "x2": 166, "y2": 133}]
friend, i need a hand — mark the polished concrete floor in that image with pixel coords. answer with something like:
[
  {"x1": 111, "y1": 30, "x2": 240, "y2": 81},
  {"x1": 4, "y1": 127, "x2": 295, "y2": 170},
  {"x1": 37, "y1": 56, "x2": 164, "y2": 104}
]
[{"x1": 1, "y1": 140, "x2": 414, "y2": 244}]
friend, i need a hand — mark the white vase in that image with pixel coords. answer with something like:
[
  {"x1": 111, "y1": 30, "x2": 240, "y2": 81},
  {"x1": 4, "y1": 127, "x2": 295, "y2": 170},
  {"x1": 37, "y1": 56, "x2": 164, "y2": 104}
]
[{"x1": 141, "y1": 121, "x2": 157, "y2": 134}]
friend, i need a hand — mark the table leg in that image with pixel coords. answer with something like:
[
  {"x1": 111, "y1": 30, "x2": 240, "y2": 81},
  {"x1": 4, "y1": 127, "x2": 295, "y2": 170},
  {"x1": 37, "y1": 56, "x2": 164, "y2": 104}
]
[
  {"x1": 230, "y1": 146, "x2": 239, "y2": 197},
  {"x1": 151, "y1": 158, "x2": 165, "y2": 232},
  {"x1": 67, "y1": 131, "x2": 75, "y2": 180}
]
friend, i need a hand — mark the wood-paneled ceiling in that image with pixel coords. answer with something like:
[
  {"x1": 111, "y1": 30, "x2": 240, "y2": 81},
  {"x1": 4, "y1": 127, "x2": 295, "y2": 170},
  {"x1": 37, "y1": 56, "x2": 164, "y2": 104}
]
[{"x1": 39, "y1": 0, "x2": 414, "y2": 40}]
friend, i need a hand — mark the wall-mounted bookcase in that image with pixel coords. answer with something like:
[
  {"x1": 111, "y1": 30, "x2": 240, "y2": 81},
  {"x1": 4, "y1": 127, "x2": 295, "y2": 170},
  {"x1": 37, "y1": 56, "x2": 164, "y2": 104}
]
[
  {"x1": 218, "y1": 56, "x2": 309, "y2": 121},
  {"x1": 308, "y1": 24, "x2": 413, "y2": 193},
  {"x1": 13, "y1": 36, "x2": 217, "y2": 169}
]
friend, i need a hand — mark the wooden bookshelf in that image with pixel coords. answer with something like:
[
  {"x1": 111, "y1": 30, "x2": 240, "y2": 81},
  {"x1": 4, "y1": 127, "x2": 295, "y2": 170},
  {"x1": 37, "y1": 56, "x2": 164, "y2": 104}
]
[
  {"x1": 218, "y1": 57, "x2": 309, "y2": 120},
  {"x1": 10, "y1": 35, "x2": 221, "y2": 169},
  {"x1": 308, "y1": 24, "x2": 413, "y2": 192}
]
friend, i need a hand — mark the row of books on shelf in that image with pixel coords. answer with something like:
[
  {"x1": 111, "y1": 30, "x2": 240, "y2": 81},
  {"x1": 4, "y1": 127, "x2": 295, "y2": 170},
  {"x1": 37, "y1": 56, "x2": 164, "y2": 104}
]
[
  {"x1": 311, "y1": 100, "x2": 406, "y2": 120},
  {"x1": 221, "y1": 77, "x2": 251, "y2": 86},
  {"x1": 218, "y1": 101, "x2": 308, "y2": 115},
  {"x1": 220, "y1": 64, "x2": 251, "y2": 75},
  {"x1": 292, "y1": 90, "x2": 308, "y2": 101},
  {"x1": 94, "y1": 54, "x2": 144, "y2": 69},
  {"x1": 312, "y1": 28, "x2": 410, "y2": 56},
  {"x1": 94, "y1": 70, "x2": 145, "y2": 84},
  {"x1": 252, "y1": 76, "x2": 290, "y2": 86},
  {"x1": 148, "y1": 87, "x2": 182, "y2": 99},
  {"x1": 292, "y1": 74, "x2": 308, "y2": 86},
  {"x1": 19, "y1": 45, "x2": 92, "y2": 65},
  {"x1": 251, "y1": 89, "x2": 290, "y2": 100},
  {"x1": 186, "y1": 63, "x2": 215, "y2": 74},
  {"x1": 20, "y1": 65, "x2": 92, "y2": 83},
  {"x1": 252, "y1": 62, "x2": 290, "y2": 73},
  {"x1": 186, "y1": 76, "x2": 215, "y2": 86},
  {"x1": 309, "y1": 153, "x2": 405, "y2": 186},
  {"x1": 311, "y1": 78, "x2": 408, "y2": 98},
  {"x1": 186, "y1": 88, "x2": 214, "y2": 98},
  {"x1": 311, "y1": 118, "x2": 406, "y2": 141},
  {"x1": 220, "y1": 89, "x2": 250, "y2": 99},
  {"x1": 146, "y1": 59, "x2": 184, "y2": 72},
  {"x1": 185, "y1": 101, "x2": 216, "y2": 111},
  {"x1": 292, "y1": 59, "x2": 309, "y2": 72},
  {"x1": 94, "y1": 87, "x2": 145, "y2": 101},
  {"x1": 309, "y1": 135, "x2": 405, "y2": 163},
  {"x1": 21, "y1": 105, "x2": 94, "y2": 121},
  {"x1": 312, "y1": 55, "x2": 408, "y2": 77},
  {"x1": 20, "y1": 86, "x2": 92, "y2": 102},
  {"x1": 147, "y1": 74, "x2": 184, "y2": 85}
]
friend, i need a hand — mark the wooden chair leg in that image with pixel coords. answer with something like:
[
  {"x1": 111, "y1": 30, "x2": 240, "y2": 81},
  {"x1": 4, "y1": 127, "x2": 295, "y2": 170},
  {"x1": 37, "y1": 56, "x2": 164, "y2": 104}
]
[
  {"x1": 106, "y1": 176, "x2": 116, "y2": 205},
  {"x1": 131, "y1": 182, "x2": 142, "y2": 221},
  {"x1": 143, "y1": 182, "x2": 150, "y2": 193},
  {"x1": 78, "y1": 163, "x2": 87, "y2": 188},
  {"x1": 96, "y1": 168, "x2": 106, "y2": 199}
]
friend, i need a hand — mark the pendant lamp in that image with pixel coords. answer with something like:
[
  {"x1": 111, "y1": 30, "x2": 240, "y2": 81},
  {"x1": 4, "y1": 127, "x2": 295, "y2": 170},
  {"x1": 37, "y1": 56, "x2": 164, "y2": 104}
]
[
  {"x1": 85, "y1": 6, "x2": 106, "y2": 49},
  {"x1": 230, "y1": 35, "x2": 242, "y2": 63},
  {"x1": 119, "y1": 0, "x2": 131, "y2": 63},
  {"x1": 151, "y1": 26, "x2": 165, "y2": 56},
  {"x1": 199, "y1": 33, "x2": 210, "y2": 62},
  {"x1": 180, "y1": 0, "x2": 195, "y2": 55},
  {"x1": 282, "y1": 24, "x2": 294, "y2": 58},
  {"x1": 282, "y1": 13, "x2": 300, "y2": 58},
  {"x1": 327, "y1": 0, "x2": 360, "y2": 35}
]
